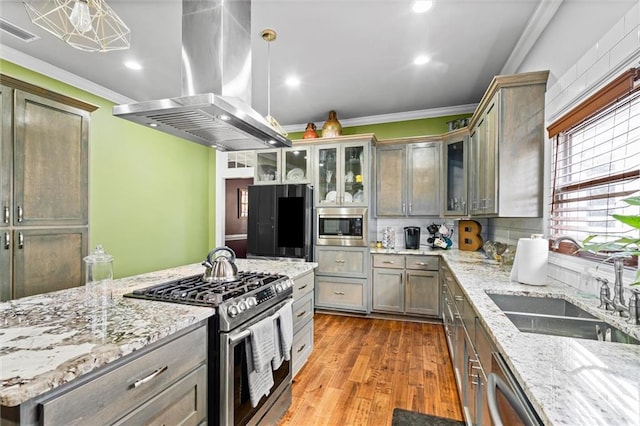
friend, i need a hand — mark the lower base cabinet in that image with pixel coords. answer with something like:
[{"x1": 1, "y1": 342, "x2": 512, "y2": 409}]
[
  {"x1": 292, "y1": 270, "x2": 315, "y2": 377},
  {"x1": 2, "y1": 323, "x2": 208, "y2": 426},
  {"x1": 372, "y1": 254, "x2": 440, "y2": 317},
  {"x1": 314, "y1": 246, "x2": 369, "y2": 313}
]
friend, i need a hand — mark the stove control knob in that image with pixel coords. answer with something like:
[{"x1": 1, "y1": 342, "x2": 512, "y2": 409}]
[
  {"x1": 238, "y1": 300, "x2": 248, "y2": 311},
  {"x1": 228, "y1": 304, "x2": 240, "y2": 317},
  {"x1": 275, "y1": 283, "x2": 284, "y2": 292},
  {"x1": 246, "y1": 297, "x2": 257, "y2": 307}
]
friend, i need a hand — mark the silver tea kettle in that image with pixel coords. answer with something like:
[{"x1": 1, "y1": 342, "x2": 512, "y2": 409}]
[{"x1": 202, "y1": 247, "x2": 239, "y2": 283}]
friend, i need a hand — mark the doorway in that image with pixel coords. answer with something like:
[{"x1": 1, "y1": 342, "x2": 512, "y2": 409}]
[{"x1": 224, "y1": 178, "x2": 253, "y2": 258}]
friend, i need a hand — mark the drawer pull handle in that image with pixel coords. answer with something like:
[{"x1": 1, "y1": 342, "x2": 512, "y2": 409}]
[
  {"x1": 382, "y1": 261, "x2": 394, "y2": 264},
  {"x1": 297, "y1": 344, "x2": 306, "y2": 353},
  {"x1": 132, "y1": 365, "x2": 168, "y2": 388},
  {"x1": 297, "y1": 310, "x2": 306, "y2": 318},
  {"x1": 17, "y1": 232, "x2": 24, "y2": 249},
  {"x1": 335, "y1": 259, "x2": 345, "y2": 264},
  {"x1": 416, "y1": 262, "x2": 427, "y2": 266},
  {"x1": 3, "y1": 206, "x2": 8, "y2": 224},
  {"x1": 3, "y1": 232, "x2": 9, "y2": 250},
  {"x1": 17, "y1": 206, "x2": 23, "y2": 223},
  {"x1": 298, "y1": 284, "x2": 308, "y2": 291},
  {"x1": 334, "y1": 291, "x2": 345, "y2": 295},
  {"x1": 454, "y1": 295, "x2": 464, "y2": 301}
]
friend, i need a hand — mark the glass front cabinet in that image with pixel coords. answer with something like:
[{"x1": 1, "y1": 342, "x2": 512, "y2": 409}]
[
  {"x1": 443, "y1": 130, "x2": 469, "y2": 216},
  {"x1": 254, "y1": 146, "x2": 313, "y2": 185},
  {"x1": 313, "y1": 139, "x2": 371, "y2": 206}
]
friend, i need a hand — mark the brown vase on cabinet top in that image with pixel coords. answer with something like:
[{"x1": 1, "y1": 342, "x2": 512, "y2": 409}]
[
  {"x1": 303, "y1": 122, "x2": 319, "y2": 139},
  {"x1": 322, "y1": 110, "x2": 342, "y2": 138}
]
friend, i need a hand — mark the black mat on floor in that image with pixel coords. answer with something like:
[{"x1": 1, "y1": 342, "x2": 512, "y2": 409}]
[{"x1": 391, "y1": 408, "x2": 465, "y2": 426}]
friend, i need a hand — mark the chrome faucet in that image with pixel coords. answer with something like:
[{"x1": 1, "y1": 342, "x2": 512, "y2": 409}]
[
  {"x1": 628, "y1": 288, "x2": 640, "y2": 325},
  {"x1": 597, "y1": 257, "x2": 629, "y2": 318},
  {"x1": 551, "y1": 235, "x2": 583, "y2": 251}
]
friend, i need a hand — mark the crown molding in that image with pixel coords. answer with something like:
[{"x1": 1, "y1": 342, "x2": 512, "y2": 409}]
[
  {"x1": 282, "y1": 103, "x2": 478, "y2": 134},
  {"x1": 501, "y1": 0, "x2": 563, "y2": 75},
  {"x1": 0, "y1": 44, "x2": 135, "y2": 105}
]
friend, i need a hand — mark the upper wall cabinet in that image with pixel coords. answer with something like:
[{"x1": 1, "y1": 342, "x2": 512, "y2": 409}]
[
  {"x1": 443, "y1": 129, "x2": 469, "y2": 217},
  {"x1": 467, "y1": 70, "x2": 549, "y2": 217},
  {"x1": 306, "y1": 134, "x2": 375, "y2": 206},
  {"x1": 1, "y1": 75, "x2": 95, "y2": 301},
  {"x1": 375, "y1": 139, "x2": 441, "y2": 217},
  {"x1": 254, "y1": 146, "x2": 313, "y2": 185}
]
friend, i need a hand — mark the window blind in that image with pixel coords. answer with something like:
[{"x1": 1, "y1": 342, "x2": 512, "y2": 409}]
[{"x1": 550, "y1": 89, "x2": 640, "y2": 249}]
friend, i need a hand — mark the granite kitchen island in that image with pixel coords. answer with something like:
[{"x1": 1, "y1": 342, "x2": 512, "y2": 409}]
[{"x1": 0, "y1": 259, "x2": 317, "y2": 424}]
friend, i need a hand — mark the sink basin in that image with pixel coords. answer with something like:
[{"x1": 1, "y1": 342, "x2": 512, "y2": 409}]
[
  {"x1": 488, "y1": 294, "x2": 597, "y2": 319},
  {"x1": 487, "y1": 293, "x2": 639, "y2": 345}
]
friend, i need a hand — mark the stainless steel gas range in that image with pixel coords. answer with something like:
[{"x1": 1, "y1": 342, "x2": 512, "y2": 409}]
[{"x1": 125, "y1": 271, "x2": 294, "y2": 426}]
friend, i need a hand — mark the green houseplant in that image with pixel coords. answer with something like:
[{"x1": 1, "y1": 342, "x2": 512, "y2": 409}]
[{"x1": 582, "y1": 195, "x2": 640, "y2": 286}]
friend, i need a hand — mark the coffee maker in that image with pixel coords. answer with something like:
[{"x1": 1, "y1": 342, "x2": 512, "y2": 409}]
[{"x1": 404, "y1": 226, "x2": 420, "y2": 249}]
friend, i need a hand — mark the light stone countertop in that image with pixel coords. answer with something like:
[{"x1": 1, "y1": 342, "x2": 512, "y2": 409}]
[
  {"x1": 0, "y1": 259, "x2": 317, "y2": 407},
  {"x1": 372, "y1": 247, "x2": 640, "y2": 426}
]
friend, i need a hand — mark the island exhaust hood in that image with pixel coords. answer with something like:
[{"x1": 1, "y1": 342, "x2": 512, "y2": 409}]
[{"x1": 112, "y1": 0, "x2": 291, "y2": 151}]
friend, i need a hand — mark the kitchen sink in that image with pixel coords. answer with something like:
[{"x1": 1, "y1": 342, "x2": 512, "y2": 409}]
[
  {"x1": 488, "y1": 294, "x2": 597, "y2": 319},
  {"x1": 487, "y1": 293, "x2": 639, "y2": 345}
]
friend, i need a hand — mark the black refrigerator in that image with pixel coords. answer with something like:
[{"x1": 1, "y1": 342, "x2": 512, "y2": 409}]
[{"x1": 247, "y1": 184, "x2": 314, "y2": 261}]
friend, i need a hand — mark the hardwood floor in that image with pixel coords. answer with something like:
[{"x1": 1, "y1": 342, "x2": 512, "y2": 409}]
[{"x1": 280, "y1": 313, "x2": 463, "y2": 425}]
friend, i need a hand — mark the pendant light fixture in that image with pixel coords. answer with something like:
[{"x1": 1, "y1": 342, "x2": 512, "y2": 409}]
[
  {"x1": 260, "y1": 28, "x2": 288, "y2": 137},
  {"x1": 24, "y1": 0, "x2": 130, "y2": 52}
]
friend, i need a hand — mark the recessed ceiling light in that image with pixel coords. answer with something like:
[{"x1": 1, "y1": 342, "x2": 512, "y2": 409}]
[
  {"x1": 124, "y1": 60, "x2": 142, "y2": 71},
  {"x1": 412, "y1": 1, "x2": 434, "y2": 13},
  {"x1": 285, "y1": 76, "x2": 300, "y2": 87},
  {"x1": 414, "y1": 55, "x2": 431, "y2": 65}
]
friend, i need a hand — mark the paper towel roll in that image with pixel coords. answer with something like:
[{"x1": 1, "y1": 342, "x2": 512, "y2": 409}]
[{"x1": 511, "y1": 235, "x2": 548, "y2": 286}]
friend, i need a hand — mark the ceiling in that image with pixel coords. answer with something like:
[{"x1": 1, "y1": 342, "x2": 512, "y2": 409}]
[{"x1": 0, "y1": 1, "x2": 634, "y2": 133}]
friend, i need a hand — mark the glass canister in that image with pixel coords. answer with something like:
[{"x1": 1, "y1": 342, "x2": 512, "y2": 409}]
[
  {"x1": 382, "y1": 227, "x2": 396, "y2": 249},
  {"x1": 84, "y1": 244, "x2": 114, "y2": 308}
]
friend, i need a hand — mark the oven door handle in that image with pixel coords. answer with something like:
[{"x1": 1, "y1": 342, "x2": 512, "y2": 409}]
[{"x1": 228, "y1": 329, "x2": 251, "y2": 346}]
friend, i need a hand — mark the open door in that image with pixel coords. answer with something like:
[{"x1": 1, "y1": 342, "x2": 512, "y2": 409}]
[{"x1": 224, "y1": 178, "x2": 253, "y2": 258}]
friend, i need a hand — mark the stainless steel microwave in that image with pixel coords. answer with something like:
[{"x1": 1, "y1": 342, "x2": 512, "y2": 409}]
[{"x1": 316, "y1": 207, "x2": 368, "y2": 247}]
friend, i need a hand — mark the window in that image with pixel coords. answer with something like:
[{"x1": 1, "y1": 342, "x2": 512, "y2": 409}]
[{"x1": 548, "y1": 68, "x2": 640, "y2": 262}]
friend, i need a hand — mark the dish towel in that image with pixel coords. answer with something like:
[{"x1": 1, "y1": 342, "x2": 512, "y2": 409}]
[
  {"x1": 276, "y1": 300, "x2": 294, "y2": 361},
  {"x1": 246, "y1": 315, "x2": 276, "y2": 407}
]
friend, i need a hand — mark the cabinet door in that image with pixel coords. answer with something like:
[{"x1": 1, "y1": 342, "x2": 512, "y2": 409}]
[
  {"x1": 255, "y1": 149, "x2": 281, "y2": 184},
  {"x1": 376, "y1": 145, "x2": 405, "y2": 216},
  {"x1": 13, "y1": 227, "x2": 88, "y2": 299},
  {"x1": 13, "y1": 91, "x2": 89, "y2": 227},
  {"x1": 1, "y1": 85, "x2": 11, "y2": 229},
  {"x1": 282, "y1": 146, "x2": 312, "y2": 184},
  {"x1": 372, "y1": 268, "x2": 403, "y2": 312},
  {"x1": 342, "y1": 142, "x2": 368, "y2": 206},
  {"x1": 468, "y1": 125, "x2": 481, "y2": 215},
  {"x1": 1, "y1": 230, "x2": 10, "y2": 301},
  {"x1": 405, "y1": 270, "x2": 439, "y2": 316},
  {"x1": 443, "y1": 137, "x2": 467, "y2": 216},
  {"x1": 482, "y1": 95, "x2": 499, "y2": 215},
  {"x1": 315, "y1": 145, "x2": 339, "y2": 205},
  {"x1": 407, "y1": 143, "x2": 440, "y2": 216}
]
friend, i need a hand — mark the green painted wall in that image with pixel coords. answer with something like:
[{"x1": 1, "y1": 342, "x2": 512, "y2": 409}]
[
  {"x1": 1, "y1": 60, "x2": 215, "y2": 279},
  {"x1": 288, "y1": 113, "x2": 472, "y2": 140}
]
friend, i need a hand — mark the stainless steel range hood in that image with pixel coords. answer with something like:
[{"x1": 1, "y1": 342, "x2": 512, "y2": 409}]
[{"x1": 112, "y1": 0, "x2": 291, "y2": 151}]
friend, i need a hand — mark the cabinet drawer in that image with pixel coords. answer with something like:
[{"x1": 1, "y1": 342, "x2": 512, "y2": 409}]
[
  {"x1": 372, "y1": 254, "x2": 404, "y2": 269},
  {"x1": 316, "y1": 247, "x2": 367, "y2": 277},
  {"x1": 316, "y1": 277, "x2": 366, "y2": 311},
  {"x1": 405, "y1": 255, "x2": 439, "y2": 271},
  {"x1": 39, "y1": 324, "x2": 207, "y2": 426},
  {"x1": 292, "y1": 320, "x2": 314, "y2": 377},
  {"x1": 293, "y1": 290, "x2": 314, "y2": 334},
  {"x1": 293, "y1": 270, "x2": 314, "y2": 299},
  {"x1": 113, "y1": 364, "x2": 206, "y2": 426}
]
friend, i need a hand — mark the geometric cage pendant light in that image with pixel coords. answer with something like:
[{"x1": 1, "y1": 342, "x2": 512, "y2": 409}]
[{"x1": 24, "y1": 0, "x2": 130, "y2": 52}]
